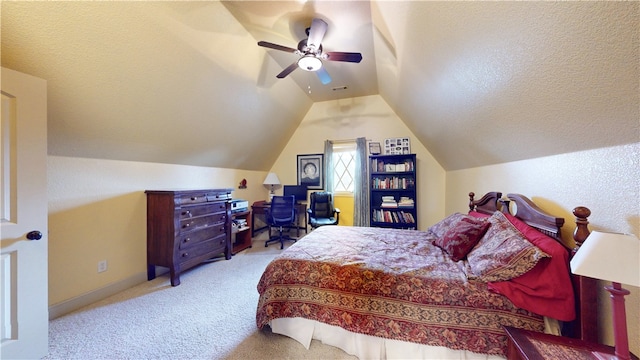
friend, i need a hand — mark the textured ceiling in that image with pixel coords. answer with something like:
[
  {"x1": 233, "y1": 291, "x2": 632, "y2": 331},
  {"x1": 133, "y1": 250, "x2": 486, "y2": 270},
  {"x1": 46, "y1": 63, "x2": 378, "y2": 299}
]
[{"x1": 2, "y1": 1, "x2": 638, "y2": 171}]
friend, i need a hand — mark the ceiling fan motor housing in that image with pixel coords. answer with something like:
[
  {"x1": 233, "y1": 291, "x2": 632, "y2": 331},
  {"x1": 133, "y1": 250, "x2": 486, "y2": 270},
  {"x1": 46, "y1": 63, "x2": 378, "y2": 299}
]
[{"x1": 297, "y1": 39, "x2": 322, "y2": 55}]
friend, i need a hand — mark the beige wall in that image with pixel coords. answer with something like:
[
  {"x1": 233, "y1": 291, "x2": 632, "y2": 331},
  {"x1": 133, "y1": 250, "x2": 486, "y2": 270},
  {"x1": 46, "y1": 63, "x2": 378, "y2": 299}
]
[
  {"x1": 446, "y1": 142, "x2": 640, "y2": 355},
  {"x1": 269, "y1": 94, "x2": 447, "y2": 229},
  {"x1": 47, "y1": 94, "x2": 447, "y2": 313},
  {"x1": 48, "y1": 156, "x2": 269, "y2": 309},
  {"x1": 47, "y1": 117, "x2": 638, "y2": 356}
]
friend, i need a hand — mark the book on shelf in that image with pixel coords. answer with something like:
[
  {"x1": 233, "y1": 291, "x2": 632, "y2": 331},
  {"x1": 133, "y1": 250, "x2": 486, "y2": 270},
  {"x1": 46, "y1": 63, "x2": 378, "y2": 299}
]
[
  {"x1": 371, "y1": 209, "x2": 415, "y2": 224},
  {"x1": 371, "y1": 177, "x2": 415, "y2": 190},
  {"x1": 397, "y1": 196, "x2": 414, "y2": 208},
  {"x1": 371, "y1": 158, "x2": 415, "y2": 173},
  {"x1": 380, "y1": 195, "x2": 398, "y2": 208}
]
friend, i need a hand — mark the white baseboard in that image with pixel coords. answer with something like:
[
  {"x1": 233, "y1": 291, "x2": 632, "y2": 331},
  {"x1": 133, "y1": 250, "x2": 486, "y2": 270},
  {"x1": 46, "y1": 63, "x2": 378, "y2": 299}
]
[{"x1": 48, "y1": 271, "x2": 148, "y2": 320}]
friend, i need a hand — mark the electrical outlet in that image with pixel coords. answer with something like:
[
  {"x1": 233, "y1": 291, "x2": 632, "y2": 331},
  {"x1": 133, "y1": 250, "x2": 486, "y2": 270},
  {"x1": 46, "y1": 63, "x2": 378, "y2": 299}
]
[{"x1": 97, "y1": 260, "x2": 107, "y2": 273}]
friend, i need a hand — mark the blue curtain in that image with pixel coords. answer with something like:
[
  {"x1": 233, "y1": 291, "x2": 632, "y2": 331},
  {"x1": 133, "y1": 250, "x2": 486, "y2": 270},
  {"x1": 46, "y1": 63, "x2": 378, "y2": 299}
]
[
  {"x1": 323, "y1": 140, "x2": 334, "y2": 192},
  {"x1": 353, "y1": 137, "x2": 369, "y2": 227}
]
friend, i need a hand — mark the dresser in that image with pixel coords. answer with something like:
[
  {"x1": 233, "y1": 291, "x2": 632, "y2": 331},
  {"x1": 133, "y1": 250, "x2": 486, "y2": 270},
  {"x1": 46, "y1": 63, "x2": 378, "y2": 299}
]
[{"x1": 145, "y1": 189, "x2": 232, "y2": 286}]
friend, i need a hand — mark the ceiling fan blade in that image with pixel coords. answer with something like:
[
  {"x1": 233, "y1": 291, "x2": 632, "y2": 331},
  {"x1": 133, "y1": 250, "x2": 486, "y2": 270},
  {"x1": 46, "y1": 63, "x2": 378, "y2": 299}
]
[
  {"x1": 258, "y1": 41, "x2": 298, "y2": 54},
  {"x1": 316, "y1": 67, "x2": 332, "y2": 85},
  {"x1": 276, "y1": 62, "x2": 299, "y2": 79},
  {"x1": 325, "y1": 52, "x2": 363, "y2": 63},
  {"x1": 307, "y1": 18, "x2": 328, "y2": 51}
]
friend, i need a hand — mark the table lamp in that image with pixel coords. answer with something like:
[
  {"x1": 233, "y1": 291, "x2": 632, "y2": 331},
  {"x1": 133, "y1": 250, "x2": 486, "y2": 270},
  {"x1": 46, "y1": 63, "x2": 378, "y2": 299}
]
[
  {"x1": 262, "y1": 172, "x2": 280, "y2": 202},
  {"x1": 570, "y1": 231, "x2": 640, "y2": 360}
]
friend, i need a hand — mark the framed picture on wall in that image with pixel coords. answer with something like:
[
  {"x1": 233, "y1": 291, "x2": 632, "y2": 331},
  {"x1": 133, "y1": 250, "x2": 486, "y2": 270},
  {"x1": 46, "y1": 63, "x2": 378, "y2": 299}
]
[
  {"x1": 297, "y1": 154, "x2": 324, "y2": 190},
  {"x1": 369, "y1": 142, "x2": 382, "y2": 155},
  {"x1": 384, "y1": 137, "x2": 411, "y2": 154}
]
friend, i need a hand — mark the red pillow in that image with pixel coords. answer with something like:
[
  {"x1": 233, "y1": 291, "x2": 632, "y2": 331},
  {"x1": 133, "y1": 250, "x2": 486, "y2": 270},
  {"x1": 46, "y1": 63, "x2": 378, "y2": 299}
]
[
  {"x1": 468, "y1": 210, "x2": 491, "y2": 219},
  {"x1": 433, "y1": 218, "x2": 490, "y2": 261},
  {"x1": 487, "y1": 213, "x2": 575, "y2": 321}
]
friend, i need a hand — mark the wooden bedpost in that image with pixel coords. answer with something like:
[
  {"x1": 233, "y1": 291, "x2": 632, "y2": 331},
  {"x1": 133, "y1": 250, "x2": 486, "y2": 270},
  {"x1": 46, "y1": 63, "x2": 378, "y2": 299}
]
[
  {"x1": 469, "y1": 192, "x2": 476, "y2": 212},
  {"x1": 565, "y1": 206, "x2": 598, "y2": 343},
  {"x1": 572, "y1": 206, "x2": 591, "y2": 249}
]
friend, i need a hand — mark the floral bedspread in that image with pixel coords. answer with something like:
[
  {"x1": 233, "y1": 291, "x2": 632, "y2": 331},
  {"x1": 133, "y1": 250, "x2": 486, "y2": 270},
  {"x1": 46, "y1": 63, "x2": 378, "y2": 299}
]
[{"x1": 256, "y1": 226, "x2": 545, "y2": 356}]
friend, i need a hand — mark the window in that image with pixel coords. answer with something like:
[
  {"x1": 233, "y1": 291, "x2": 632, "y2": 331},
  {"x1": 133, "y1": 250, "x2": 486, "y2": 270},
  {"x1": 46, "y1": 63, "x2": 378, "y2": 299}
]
[{"x1": 332, "y1": 142, "x2": 356, "y2": 194}]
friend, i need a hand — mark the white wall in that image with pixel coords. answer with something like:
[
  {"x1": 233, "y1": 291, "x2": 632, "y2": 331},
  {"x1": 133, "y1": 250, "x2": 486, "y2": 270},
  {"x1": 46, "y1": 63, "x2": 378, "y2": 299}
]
[
  {"x1": 446, "y1": 143, "x2": 640, "y2": 355},
  {"x1": 47, "y1": 155, "x2": 268, "y2": 313},
  {"x1": 269, "y1": 94, "x2": 447, "y2": 229}
]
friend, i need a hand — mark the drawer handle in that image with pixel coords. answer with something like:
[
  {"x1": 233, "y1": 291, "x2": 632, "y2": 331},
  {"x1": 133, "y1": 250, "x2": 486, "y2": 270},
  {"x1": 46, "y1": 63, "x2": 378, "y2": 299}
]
[
  {"x1": 191, "y1": 197, "x2": 197, "y2": 201},
  {"x1": 184, "y1": 237, "x2": 190, "y2": 243},
  {"x1": 182, "y1": 210, "x2": 191, "y2": 217},
  {"x1": 182, "y1": 252, "x2": 189, "y2": 257},
  {"x1": 183, "y1": 223, "x2": 191, "y2": 229}
]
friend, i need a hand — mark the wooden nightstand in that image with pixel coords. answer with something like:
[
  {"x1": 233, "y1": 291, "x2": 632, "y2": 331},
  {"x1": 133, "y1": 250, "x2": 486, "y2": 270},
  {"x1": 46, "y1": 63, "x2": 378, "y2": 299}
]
[{"x1": 504, "y1": 326, "x2": 639, "y2": 360}]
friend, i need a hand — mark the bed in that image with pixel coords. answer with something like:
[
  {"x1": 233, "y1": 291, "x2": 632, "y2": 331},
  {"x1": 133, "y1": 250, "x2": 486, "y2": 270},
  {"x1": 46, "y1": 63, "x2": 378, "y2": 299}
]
[{"x1": 256, "y1": 192, "x2": 595, "y2": 359}]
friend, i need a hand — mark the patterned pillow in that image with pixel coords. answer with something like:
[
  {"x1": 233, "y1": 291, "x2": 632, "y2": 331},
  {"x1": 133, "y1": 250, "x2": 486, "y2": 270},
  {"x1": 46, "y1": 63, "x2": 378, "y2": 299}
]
[
  {"x1": 466, "y1": 211, "x2": 550, "y2": 282},
  {"x1": 433, "y1": 218, "x2": 490, "y2": 261},
  {"x1": 429, "y1": 212, "x2": 487, "y2": 239},
  {"x1": 428, "y1": 212, "x2": 466, "y2": 239}
]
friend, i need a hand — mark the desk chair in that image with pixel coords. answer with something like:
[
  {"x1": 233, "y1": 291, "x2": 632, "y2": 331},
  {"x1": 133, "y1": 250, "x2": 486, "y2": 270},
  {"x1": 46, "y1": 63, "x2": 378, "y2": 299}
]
[
  {"x1": 265, "y1": 195, "x2": 297, "y2": 249},
  {"x1": 307, "y1": 192, "x2": 340, "y2": 229}
]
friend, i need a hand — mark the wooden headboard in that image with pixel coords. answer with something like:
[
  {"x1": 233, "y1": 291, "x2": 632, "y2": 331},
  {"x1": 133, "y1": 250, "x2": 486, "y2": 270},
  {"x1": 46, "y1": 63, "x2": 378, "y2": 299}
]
[
  {"x1": 468, "y1": 191, "x2": 596, "y2": 342},
  {"x1": 502, "y1": 193, "x2": 565, "y2": 241},
  {"x1": 468, "y1": 191, "x2": 502, "y2": 215}
]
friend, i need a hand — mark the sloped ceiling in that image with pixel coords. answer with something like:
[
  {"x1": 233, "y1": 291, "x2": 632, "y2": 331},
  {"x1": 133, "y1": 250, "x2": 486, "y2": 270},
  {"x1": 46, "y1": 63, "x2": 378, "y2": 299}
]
[{"x1": 2, "y1": 1, "x2": 638, "y2": 171}]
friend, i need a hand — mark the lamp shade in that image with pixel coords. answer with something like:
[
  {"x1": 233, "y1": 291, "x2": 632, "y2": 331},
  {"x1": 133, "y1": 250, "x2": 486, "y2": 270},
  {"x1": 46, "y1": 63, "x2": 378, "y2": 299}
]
[
  {"x1": 263, "y1": 172, "x2": 280, "y2": 186},
  {"x1": 570, "y1": 231, "x2": 640, "y2": 287},
  {"x1": 297, "y1": 55, "x2": 322, "y2": 72}
]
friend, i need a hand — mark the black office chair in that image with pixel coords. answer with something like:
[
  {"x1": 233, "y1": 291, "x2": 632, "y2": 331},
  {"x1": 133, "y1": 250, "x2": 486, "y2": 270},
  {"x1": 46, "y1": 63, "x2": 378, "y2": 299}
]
[
  {"x1": 307, "y1": 192, "x2": 340, "y2": 229},
  {"x1": 265, "y1": 195, "x2": 297, "y2": 249}
]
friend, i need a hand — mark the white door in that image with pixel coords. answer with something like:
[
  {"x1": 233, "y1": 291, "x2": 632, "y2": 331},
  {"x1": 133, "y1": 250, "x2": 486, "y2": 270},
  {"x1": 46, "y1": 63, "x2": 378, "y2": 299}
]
[{"x1": 0, "y1": 67, "x2": 48, "y2": 359}]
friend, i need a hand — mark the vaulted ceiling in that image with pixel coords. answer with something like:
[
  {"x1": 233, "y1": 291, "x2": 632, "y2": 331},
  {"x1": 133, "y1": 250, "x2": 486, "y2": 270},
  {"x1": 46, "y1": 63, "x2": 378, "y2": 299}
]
[{"x1": 2, "y1": 1, "x2": 638, "y2": 171}]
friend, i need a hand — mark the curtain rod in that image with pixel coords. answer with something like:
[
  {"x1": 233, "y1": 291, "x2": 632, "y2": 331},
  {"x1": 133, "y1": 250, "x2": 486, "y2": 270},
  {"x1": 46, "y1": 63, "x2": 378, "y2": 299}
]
[{"x1": 329, "y1": 138, "x2": 371, "y2": 144}]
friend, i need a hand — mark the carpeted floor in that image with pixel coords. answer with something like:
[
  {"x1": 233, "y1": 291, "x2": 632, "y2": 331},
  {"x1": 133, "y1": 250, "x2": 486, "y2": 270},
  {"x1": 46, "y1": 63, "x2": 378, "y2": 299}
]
[{"x1": 44, "y1": 232, "x2": 357, "y2": 360}]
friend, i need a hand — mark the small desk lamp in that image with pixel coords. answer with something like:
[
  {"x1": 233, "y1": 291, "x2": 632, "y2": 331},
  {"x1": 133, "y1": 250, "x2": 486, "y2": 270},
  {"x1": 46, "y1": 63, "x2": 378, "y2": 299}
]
[
  {"x1": 570, "y1": 231, "x2": 640, "y2": 360},
  {"x1": 262, "y1": 172, "x2": 280, "y2": 202}
]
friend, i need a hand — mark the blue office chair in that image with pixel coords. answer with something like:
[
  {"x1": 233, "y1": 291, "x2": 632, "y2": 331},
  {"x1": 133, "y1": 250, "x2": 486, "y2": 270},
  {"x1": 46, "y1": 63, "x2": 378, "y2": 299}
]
[{"x1": 265, "y1": 195, "x2": 297, "y2": 249}]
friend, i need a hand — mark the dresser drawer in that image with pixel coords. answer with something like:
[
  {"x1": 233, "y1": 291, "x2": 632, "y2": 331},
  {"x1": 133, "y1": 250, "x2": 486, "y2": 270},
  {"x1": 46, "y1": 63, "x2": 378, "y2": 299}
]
[
  {"x1": 179, "y1": 213, "x2": 227, "y2": 232},
  {"x1": 177, "y1": 203, "x2": 227, "y2": 220},
  {"x1": 176, "y1": 191, "x2": 231, "y2": 206},
  {"x1": 178, "y1": 234, "x2": 227, "y2": 262},
  {"x1": 179, "y1": 224, "x2": 226, "y2": 249}
]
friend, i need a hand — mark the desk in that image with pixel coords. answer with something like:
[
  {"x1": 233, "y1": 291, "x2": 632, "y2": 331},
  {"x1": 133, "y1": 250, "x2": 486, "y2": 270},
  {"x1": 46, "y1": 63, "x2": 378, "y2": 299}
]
[
  {"x1": 503, "y1": 326, "x2": 639, "y2": 360},
  {"x1": 251, "y1": 201, "x2": 307, "y2": 237}
]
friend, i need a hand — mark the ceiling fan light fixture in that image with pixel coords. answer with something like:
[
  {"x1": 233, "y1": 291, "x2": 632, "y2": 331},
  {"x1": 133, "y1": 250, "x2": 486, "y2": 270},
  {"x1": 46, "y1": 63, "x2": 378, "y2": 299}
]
[{"x1": 298, "y1": 55, "x2": 322, "y2": 72}]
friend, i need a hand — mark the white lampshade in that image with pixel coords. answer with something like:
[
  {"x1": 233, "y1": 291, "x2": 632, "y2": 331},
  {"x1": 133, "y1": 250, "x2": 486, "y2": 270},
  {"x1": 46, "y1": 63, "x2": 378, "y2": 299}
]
[
  {"x1": 570, "y1": 231, "x2": 640, "y2": 287},
  {"x1": 297, "y1": 55, "x2": 322, "y2": 72},
  {"x1": 263, "y1": 172, "x2": 280, "y2": 186}
]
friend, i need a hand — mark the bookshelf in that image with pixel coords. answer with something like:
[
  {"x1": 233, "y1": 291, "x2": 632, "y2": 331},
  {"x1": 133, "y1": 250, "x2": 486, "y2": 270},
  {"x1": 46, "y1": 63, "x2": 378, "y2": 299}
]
[
  {"x1": 231, "y1": 210, "x2": 252, "y2": 254},
  {"x1": 369, "y1": 154, "x2": 417, "y2": 229}
]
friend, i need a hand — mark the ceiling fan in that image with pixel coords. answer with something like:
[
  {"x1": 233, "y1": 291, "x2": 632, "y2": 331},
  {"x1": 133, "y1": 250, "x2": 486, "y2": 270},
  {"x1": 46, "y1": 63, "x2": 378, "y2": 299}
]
[{"x1": 257, "y1": 18, "x2": 363, "y2": 85}]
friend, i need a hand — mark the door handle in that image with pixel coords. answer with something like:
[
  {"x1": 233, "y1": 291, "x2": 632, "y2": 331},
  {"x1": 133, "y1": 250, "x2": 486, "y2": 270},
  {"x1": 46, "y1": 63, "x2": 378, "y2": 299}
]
[{"x1": 26, "y1": 230, "x2": 42, "y2": 240}]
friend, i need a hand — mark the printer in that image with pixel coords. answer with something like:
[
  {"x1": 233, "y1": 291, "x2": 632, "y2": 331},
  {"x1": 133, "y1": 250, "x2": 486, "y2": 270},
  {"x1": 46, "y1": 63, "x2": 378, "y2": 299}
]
[{"x1": 231, "y1": 199, "x2": 249, "y2": 213}]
